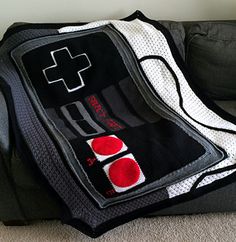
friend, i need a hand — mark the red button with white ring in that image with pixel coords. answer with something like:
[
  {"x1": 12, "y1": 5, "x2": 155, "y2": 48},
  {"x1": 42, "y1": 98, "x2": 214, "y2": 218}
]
[
  {"x1": 103, "y1": 154, "x2": 145, "y2": 193},
  {"x1": 87, "y1": 135, "x2": 127, "y2": 162},
  {"x1": 108, "y1": 157, "x2": 140, "y2": 187},
  {"x1": 91, "y1": 136, "x2": 123, "y2": 156}
]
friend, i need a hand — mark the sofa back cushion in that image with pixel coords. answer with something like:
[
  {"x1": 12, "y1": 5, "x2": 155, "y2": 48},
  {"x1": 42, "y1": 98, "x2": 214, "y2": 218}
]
[
  {"x1": 186, "y1": 22, "x2": 236, "y2": 100},
  {"x1": 159, "y1": 21, "x2": 186, "y2": 60}
]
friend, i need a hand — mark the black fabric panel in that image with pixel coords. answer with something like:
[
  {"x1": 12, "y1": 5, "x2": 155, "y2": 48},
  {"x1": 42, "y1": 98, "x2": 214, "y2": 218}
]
[
  {"x1": 22, "y1": 32, "x2": 128, "y2": 107},
  {"x1": 115, "y1": 120, "x2": 206, "y2": 180}
]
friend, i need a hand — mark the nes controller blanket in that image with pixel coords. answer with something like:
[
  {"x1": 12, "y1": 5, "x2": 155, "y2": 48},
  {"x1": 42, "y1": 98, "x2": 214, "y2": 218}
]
[{"x1": 1, "y1": 11, "x2": 236, "y2": 237}]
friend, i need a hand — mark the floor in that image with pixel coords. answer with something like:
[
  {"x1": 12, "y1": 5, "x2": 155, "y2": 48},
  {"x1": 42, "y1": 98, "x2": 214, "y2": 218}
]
[{"x1": 1, "y1": 213, "x2": 236, "y2": 242}]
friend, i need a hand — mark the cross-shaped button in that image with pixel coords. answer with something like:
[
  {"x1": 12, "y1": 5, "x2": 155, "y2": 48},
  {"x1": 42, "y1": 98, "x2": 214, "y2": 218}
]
[{"x1": 43, "y1": 47, "x2": 92, "y2": 92}]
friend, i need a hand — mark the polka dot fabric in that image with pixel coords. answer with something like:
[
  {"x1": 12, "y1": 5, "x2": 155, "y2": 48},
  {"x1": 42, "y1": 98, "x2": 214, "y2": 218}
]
[{"x1": 59, "y1": 20, "x2": 236, "y2": 198}]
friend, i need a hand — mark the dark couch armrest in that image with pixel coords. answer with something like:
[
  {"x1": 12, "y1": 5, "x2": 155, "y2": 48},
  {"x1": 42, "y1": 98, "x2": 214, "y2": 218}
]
[
  {"x1": 0, "y1": 152, "x2": 27, "y2": 222},
  {"x1": 0, "y1": 88, "x2": 27, "y2": 222},
  {"x1": 0, "y1": 88, "x2": 10, "y2": 163}
]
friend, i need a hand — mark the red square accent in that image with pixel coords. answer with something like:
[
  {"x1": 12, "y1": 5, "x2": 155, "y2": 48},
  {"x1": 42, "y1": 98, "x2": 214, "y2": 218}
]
[{"x1": 103, "y1": 154, "x2": 145, "y2": 193}]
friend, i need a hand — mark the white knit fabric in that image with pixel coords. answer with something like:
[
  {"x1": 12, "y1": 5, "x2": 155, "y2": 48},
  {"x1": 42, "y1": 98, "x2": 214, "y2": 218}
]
[{"x1": 58, "y1": 20, "x2": 236, "y2": 198}]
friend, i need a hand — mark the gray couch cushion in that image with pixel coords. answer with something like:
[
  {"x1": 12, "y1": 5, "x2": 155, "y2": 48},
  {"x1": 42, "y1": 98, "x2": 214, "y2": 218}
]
[
  {"x1": 214, "y1": 100, "x2": 236, "y2": 116},
  {"x1": 186, "y1": 22, "x2": 236, "y2": 100},
  {"x1": 159, "y1": 21, "x2": 185, "y2": 59},
  {"x1": 0, "y1": 88, "x2": 10, "y2": 159}
]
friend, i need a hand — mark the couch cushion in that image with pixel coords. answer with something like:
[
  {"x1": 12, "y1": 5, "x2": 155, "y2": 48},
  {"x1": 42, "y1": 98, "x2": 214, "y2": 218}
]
[
  {"x1": 0, "y1": 88, "x2": 10, "y2": 161},
  {"x1": 159, "y1": 21, "x2": 185, "y2": 59},
  {"x1": 214, "y1": 100, "x2": 236, "y2": 116},
  {"x1": 186, "y1": 22, "x2": 236, "y2": 100}
]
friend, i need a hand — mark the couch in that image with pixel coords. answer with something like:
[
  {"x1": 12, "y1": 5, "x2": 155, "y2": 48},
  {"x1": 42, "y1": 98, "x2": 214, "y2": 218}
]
[{"x1": 1, "y1": 16, "x2": 236, "y2": 225}]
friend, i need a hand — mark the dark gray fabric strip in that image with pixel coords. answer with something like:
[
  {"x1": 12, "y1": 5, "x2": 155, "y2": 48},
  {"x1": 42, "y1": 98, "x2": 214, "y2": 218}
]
[
  {"x1": 119, "y1": 77, "x2": 161, "y2": 123},
  {"x1": 102, "y1": 85, "x2": 144, "y2": 127},
  {"x1": 46, "y1": 108, "x2": 77, "y2": 140},
  {"x1": 60, "y1": 101, "x2": 105, "y2": 137}
]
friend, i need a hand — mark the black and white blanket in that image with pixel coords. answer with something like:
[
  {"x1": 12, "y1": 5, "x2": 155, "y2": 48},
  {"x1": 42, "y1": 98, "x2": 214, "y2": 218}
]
[{"x1": 1, "y1": 11, "x2": 236, "y2": 237}]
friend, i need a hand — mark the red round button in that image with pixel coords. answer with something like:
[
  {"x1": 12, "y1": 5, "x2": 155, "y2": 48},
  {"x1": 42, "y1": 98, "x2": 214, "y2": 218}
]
[
  {"x1": 108, "y1": 158, "x2": 140, "y2": 187},
  {"x1": 91, "y1": 136, "x2": 123, "y2": 156}
]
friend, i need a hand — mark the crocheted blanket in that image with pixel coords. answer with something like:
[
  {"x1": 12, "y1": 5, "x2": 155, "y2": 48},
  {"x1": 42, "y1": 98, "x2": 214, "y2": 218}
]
[{"x1": 1, "y1": 11, "x2": 236, "y2": 238}]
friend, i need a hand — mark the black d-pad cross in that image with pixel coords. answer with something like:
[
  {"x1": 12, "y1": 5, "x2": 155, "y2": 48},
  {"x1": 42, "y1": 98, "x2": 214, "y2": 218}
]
[{"x1": 43, "y1": 47, "x2": 91, "y2": 92}]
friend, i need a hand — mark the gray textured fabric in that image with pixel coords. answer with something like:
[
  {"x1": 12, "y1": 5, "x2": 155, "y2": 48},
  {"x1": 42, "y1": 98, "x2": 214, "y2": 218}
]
[{"x1": 186, "y1": 22, "x2": 236, "y2": 100}]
